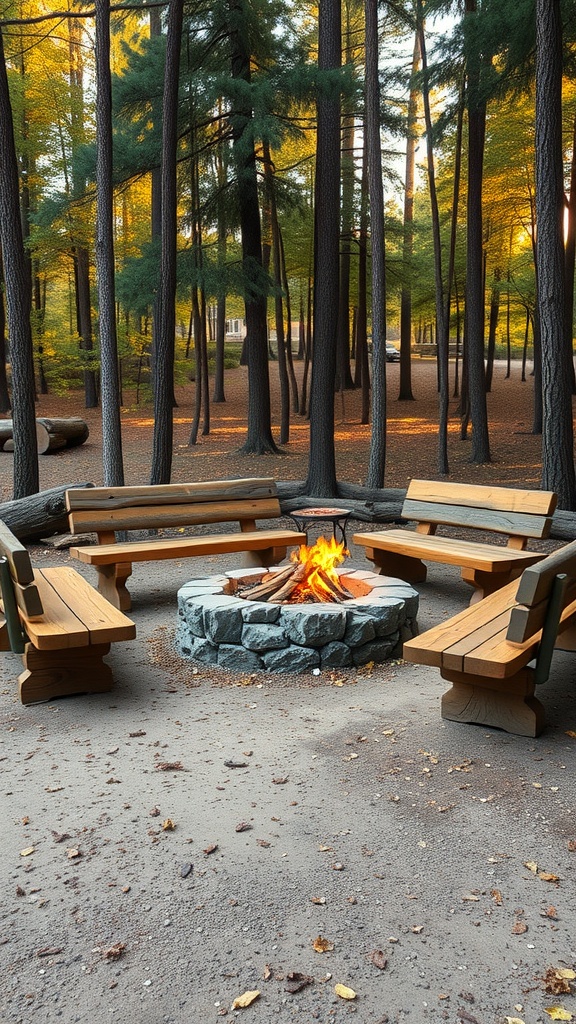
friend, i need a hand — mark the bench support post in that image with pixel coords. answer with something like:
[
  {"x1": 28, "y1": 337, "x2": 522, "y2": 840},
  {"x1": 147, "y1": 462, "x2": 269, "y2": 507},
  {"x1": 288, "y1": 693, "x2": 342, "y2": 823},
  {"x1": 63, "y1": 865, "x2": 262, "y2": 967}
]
[
  {"x1": 241, "y1": 546, "x2": 288, "y2": 569},
  {"x1": 18, "y1": 642, "x2": 115, "y2": 704},
  {"x1": 363, "y1": 547, "x2": 427, "y2": 583},
  {"x1": 440, "y1": 666, "x2": 545, "y2": 737},
  {"x1": 94, "y1": 563, "x2": 133, "y2": 612},
  {"x1": 461, "y1": 566, "x2": 524, "y2": 604}
]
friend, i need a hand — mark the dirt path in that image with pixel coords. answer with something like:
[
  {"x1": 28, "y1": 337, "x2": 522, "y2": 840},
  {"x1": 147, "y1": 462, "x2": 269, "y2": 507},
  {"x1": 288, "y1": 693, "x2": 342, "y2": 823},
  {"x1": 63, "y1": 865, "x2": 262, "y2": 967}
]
[{"x1": 2, "y1": 359, "x2": 576, "y2": 1024}]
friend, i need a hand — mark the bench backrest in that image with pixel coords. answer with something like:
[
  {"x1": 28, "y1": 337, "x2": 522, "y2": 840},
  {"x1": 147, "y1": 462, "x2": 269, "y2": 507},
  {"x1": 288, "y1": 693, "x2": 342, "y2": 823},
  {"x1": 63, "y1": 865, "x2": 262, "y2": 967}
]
[
  {"x1": 0, "y1": 520, "x2": 44, "y2": 653},
  {"x1": 507, "y1": 539, "x2": 576, "y2": 644},
  {"x1": 66, "y1": 477, "x2": 283, "y2": 537},
  {"x1": 401, "y1": 480, "x2": 557, "y2": 543}
]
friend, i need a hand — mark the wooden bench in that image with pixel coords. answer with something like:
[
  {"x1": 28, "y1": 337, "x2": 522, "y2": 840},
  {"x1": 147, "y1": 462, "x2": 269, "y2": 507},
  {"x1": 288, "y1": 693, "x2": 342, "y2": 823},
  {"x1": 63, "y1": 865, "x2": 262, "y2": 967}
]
[
  {"x1": 402, "y1": 540, "x2": 576, "y2": 736},
  {"x1": 353, "y1": 480, "x2": 557, "y2": 604},
  {"x1": 66, "y1": 477, "x2": 306, "y2": 611},
  {"x1": 0, "y1": 521, "x2": 135, "y2": 705}
]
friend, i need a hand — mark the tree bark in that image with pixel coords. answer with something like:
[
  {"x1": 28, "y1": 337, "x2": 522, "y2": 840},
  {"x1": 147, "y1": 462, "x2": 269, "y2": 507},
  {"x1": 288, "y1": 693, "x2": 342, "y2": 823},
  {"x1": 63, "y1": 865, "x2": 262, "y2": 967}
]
[
  {"x1": 0, "y1": 483, "x2": 92, "y2": 540},
  {"x1": 151, "y1": 0, "x2": 184, "y2": 483},
  {"x1": 398, "y1": 27, "x2": 420, "y2": 402},
  {"x1": 305, "y1": 0, "x2": 341, "y2": 495},
  {"x1": 0, "y1": 27, "x2": 39, "y2": 498},
  {"x1": 95, "y1": 0, "x2": 125, "y2": 487},
  {"x1": 536, "y1": 0, "x2": 576, "y2": 508},
  {"x1": 364, "y1": 0, "x2": 387, "y2": 488}
]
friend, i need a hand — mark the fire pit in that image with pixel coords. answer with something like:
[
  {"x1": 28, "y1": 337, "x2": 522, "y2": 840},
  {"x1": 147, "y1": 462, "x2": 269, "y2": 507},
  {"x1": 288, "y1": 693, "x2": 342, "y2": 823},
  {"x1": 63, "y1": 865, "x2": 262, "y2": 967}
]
[{"x1": 176, "y1": 537, "x2": 419, "y2": 673}]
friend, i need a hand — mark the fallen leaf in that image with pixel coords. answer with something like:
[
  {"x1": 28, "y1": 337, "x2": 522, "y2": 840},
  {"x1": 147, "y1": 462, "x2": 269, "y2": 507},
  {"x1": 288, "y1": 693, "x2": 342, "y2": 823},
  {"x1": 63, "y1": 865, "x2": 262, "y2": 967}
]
[
  {"x1": 256, "y1": 839, "x2": 270, "y2": 848},
  {"x1": 368, "y1": 949, "x2": 388, "y2": 970},
  {"x1": 505, "y1": 1018, "x2": 526, "y2": 1024},
  {"x1": 235, "y1": 822, "x2": 252, "y2": 832},
  {"x1": 102, "y1": 942, "x2": 126, "y2": 960},
  {"x1": 411, "y1": 925, "x2": 424, "y2": 933},
  {"x1": 312, "y1": 935, "x2": 334, "y2": 953},
  {"x1": 544, "y1": 1009, "x2": 573, "y2": 1021},
  {"x1": 310, "y1": 896, "x2": 326, "y2": 905},
  {"x1": 525, "y1": 860, "x2": 539, "y2": 873},
  {"x1": 44, "y1": 785, "x2": 64, "y2": 793},
  {"x1": 544, "y1": 967, "x2": 576, "y2": 995},
  {"x1": 462, "y1": 893, "x2": 481, "y2": 902},
  {"x1": 285, "y1": 971, "x2": 314, "y2": 993},
  {"x1": 66, "y1": 848, "x2": 81, "y2": 859},
  {"x1": 224, "y1": 760, "x2": 248, "y2": 769},
  {"x1": 263, "y1": 964, "x2": 272, "y2": 980},
  {"x1": 162, "y1": 819, "x2": 176, "y2": 831},
  {"x1": 16, "y1": 885, "x2": 25, "y2": 896},
  {"x1": 491, "y1": 889, "x2": 503, "y2": 905},
  {"x1": 318, "y1": 845, "x2": 332, "y2": 852},
  {"x1": 539, "y1": 872, "x2": 560, "y2": 883},
  {"x1": 565, "y1": 731, "x2": 576, "y2": 738},
  {"x1": 51, "y1": 831, "x2": 71, "y2": 844},
  {"x1": 272, "y1": 777, "x2": 288, "y2": 784},
  {"x1": 20, "y1": 847, "x2": 34, "y2": 857},
  {"x1": 149, "y1": 807, "x2": 161, "y2": 817},
  {"x1": 543, "y1": 906, "x2": 558, "y2": 919},
  {"x1": 232, "y1": 990, "x2": 260, "y2": 1009},
  {"x1": 36, "y1": 946, "x2": 64, "y2": 957},
  {"x1": 129, "y1": 730, "x2": 146, "y2": 737},
  {"x1": 334, "y1": 983, "x2": 356, "y2": 1000},
  {"x1": 512, "y1": 920, "x2": 528, "y2": 934},
  {"x1": 568, "y1": 840, "x2": 576, "y2": 852},
  {"x1": 156, "y1": 761, "x2": 184, "y2": 771},
  {"x1": 203, "y1": 844, "x2": 218, "y2": 855}
]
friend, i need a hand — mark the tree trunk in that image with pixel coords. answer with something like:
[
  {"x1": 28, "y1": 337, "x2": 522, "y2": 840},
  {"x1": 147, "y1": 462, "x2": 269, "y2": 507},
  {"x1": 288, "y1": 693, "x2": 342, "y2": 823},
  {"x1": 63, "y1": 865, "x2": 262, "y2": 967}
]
[
  {"x1": 151, "y1": 0, "x2": 184, "y2": 483},
  {"x1": 464, "y1": 0, "x2": 491, "y2": 464},
  {"x1": 398, "y1": 27, "x2": 420, "y2": 402},
  {"x1": 305, "y1": 0, "x2": 341, "y2": 495},
  {"x1": 485, "y1": 266, "x2": 501, "y2": 392},
  {"x1": 94, "y1": 0, "x2": 125, "y2": 487},
  {"x1": 536, "y1": 0, "x2": 576, "y2": 508},
  {"x1": 229, "y1": 0, "x2": 277, "y2": 455},
  {"x1": 0, "y1": 27, "x2": 39, "y2": 498}
]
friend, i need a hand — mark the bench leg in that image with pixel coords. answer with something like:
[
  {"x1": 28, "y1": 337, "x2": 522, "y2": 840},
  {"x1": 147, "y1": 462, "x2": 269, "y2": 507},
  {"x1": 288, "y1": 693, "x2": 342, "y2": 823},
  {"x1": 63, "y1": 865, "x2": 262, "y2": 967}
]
[
  {"x1": 362, "y1": 547, "x2": 427, "y2": 583},
  {"x1": 461, "y1": 567, "x2": 523, "y2": 605},
  {"x1": 241, "y1": 547, "x2": 288, "y2": 569},
  {"x1": 440, "y1": 667, "x2": 545, "y2": 737},
  {"x1": 18, "y1": 643, "x2": 114, "y2": 705},
  {"x1": 94, "y1": 563, "x2": 133, "y2": 611}
]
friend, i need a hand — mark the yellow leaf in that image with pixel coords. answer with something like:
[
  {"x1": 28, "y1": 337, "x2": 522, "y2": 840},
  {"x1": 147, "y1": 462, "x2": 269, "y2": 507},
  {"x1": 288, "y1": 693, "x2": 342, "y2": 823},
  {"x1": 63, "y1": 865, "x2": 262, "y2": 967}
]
[
  {"x1": 565, "y1": 731, "x2": 576, "y2": 738},
  {"x1": 20, "y1": 847, "x2": 34, "y2": 857},
  {"x1": 539, "y1": 872, "x2": 560, "y2": 882},
  {"x1": 524, "y1": 860, "x2": 538, "y2": 873},
  {"x1": 161, "y1": 819, "x2": 176, "y2": 831},
  {"x1": 313, "y1": 935, "x2": 334, "y2": 953},
  {"x1": 232, "y1": 990, "x2": 260, "y2": 1009},
  {"x1": 334, "y1": 984, "x2": 356, "y2": 1000},
  {"x1": 544, "y1": 1008, "x2": 573, "y2": 1021},
  {"x1": 557, "y1": 970, "x2": 576, "y2": 981},
  {"x1": 505, "y1": 1017, "x2": 526, "y2": 1024}
]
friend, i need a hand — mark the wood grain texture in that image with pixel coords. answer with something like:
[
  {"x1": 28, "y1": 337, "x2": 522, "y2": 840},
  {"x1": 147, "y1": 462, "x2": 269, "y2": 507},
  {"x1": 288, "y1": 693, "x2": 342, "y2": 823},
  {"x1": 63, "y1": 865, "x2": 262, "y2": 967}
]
[
  {"x1": 400, "y1": 498, "x2": 552, "y2": 538},
  {"x1": 68, "y1": 497, "x2": 282, "y2": 534},
  {"x1": 65, "y1": 477, "x2": 278, "y2": 511},
  {"x1": 406, "y1": 479, "x2": 557, "y2": 515},
  {"x1": 0, "y1": 520, "x2": 35, "y2": 584},
  {"x1": 354, "y1": 529, "x2": 544, "y2": 572},
  {"x1": 514, "y1": 539, "x2": 576, "y2": 604},
  {"x1": 70, "y1": 528, "x2": 306, "y2": 566}
]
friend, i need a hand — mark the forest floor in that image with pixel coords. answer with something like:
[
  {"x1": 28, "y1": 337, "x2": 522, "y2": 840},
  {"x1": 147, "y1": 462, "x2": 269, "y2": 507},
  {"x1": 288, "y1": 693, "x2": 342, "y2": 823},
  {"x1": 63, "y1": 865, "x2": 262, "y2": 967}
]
[{"x1": 2, "y1": 359, "x2": 576, "y2": 1024}]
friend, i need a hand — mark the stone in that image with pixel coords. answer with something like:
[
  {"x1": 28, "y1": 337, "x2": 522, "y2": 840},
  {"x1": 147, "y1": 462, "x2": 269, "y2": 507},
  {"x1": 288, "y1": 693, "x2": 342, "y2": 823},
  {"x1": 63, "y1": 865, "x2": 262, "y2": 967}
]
[
  {"x1": 262, "y1": 646, "x2": 320, "y2": 672},
  {"x1": 241, "y1": 623, "x2": 289, "y2": 652},
  {"x1": 217, "y1": 645, "x2": 263, "y2": 671},
  {"x1": 320, "y1": 641, "x2": 353, "y2": 668},
  {"x1": 352, "y1": 635, "x2": 397, "y2": 666},
  {"x1": 182, "y1": 600, "x2": 206, "y2": 638},
  {"x1": 187, "y1": 636, "x2": 219, "y2": 665},
  {"x1": 201, "y1": 595, "x2": 245, "y2": 644},
  {"x1": 353, "y1": 596, "x2": 404, "y2": 635},
  {"x1": 240, "y1": 602, "x2": 281, "y2": 624},
  {"x1": 279, "y1": 605, "x2": 346, "y2": 647},
  {"x1": 342, "y1": 611, "x2": 376, "y2": 647}
]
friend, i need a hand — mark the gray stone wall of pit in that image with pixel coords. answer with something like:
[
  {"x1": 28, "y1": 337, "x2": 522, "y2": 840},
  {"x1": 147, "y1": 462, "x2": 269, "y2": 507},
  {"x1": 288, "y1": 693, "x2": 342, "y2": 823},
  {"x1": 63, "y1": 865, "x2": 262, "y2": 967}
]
[{"x1": 176, "y1": 567, "x2": 419, "y2": 673}]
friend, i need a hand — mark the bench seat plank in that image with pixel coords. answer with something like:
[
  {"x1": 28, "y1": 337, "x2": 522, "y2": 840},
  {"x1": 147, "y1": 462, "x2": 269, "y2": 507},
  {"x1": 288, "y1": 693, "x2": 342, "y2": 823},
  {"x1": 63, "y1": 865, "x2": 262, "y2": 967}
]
[
  {"x1": 357, "y1": 529, "x2": 544, "y2": 572},
  {"x1": 70, "y1": 528, "x2": 305, "y2": 566},
  {"x1": 26, "y1": 568, "x2": 136, "y2": 650}
]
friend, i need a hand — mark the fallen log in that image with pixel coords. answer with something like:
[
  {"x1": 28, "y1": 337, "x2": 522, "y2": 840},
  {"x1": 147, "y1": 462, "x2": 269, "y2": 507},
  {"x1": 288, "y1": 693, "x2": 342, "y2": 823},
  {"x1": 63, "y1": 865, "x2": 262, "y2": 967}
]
[
  {"x1": 0, "y1": 417, "x2": 89, "y2": 454},
  {"x1": 0, "y1": 483, "x2": 93, "y2": 540}
]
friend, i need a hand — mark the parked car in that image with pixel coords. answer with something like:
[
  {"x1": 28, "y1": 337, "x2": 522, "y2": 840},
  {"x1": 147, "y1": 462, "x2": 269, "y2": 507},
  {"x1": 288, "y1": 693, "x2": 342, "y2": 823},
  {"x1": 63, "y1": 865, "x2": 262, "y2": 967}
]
[{"x1": 385, "y1": 342, "x2": 400, "y2": 362}]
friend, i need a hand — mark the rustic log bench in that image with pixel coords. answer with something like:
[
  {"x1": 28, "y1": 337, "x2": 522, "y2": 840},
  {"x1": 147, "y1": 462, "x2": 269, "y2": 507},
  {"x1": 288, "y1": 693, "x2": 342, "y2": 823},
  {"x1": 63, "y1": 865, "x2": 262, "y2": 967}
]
[
  {"x1": 353, "y1": 480, "x2": 557, "y2": 604},
  {"x1": 0, "y1": 521, "x2": 135, "y2": 705},
  {"x1": 403, "y1": 540, "x2": 576, "y2": 736},
  {"x1": 66, "y1": 477, "x2": 306, "y2": 611}
]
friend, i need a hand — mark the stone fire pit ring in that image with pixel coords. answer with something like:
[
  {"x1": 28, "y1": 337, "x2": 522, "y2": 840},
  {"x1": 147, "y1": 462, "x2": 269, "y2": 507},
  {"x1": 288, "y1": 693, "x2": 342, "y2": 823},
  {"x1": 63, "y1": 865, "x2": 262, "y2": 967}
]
[{"x1": 176, "y1": 566, "x2": 419, "y2": 673}]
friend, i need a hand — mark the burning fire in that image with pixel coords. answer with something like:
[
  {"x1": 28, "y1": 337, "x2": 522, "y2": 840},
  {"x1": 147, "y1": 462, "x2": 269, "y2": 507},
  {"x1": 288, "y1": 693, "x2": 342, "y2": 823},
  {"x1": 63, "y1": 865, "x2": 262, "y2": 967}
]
[{"x1": 289, "y1": 535, "x2": 348, "y2": 603}]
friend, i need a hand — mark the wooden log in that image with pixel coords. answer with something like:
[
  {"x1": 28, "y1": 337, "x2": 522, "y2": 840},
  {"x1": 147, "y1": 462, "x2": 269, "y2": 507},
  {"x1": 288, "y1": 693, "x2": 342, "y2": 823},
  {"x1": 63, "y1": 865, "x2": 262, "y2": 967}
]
[
  {"x1": 0, "y1": 418, "x2": 89, "y2": 454},
  {"x1": 0, "y1": 483, "x2": 93, "y2": 540}
]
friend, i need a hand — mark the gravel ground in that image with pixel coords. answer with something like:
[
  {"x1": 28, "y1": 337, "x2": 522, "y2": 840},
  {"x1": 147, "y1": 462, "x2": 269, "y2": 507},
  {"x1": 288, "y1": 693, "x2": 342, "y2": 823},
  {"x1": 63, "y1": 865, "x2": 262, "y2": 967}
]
[{"x1": 2, "y1": 540, "x2": 576, "y2": 1024}]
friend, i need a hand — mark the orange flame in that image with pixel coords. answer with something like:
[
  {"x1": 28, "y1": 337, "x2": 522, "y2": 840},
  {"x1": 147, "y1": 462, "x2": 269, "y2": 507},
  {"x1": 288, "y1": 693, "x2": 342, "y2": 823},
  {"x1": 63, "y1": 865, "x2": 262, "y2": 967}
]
[{"x1": 288, "y1": 535, "x2": 348, "y2": 603}]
